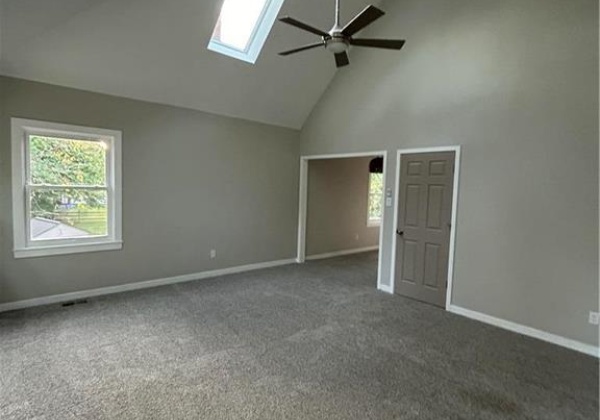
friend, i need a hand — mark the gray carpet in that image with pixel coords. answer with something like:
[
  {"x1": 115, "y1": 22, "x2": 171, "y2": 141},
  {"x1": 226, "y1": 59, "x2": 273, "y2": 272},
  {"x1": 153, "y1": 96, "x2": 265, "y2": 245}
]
[{"x1": 1, "y1": 252, "x2": 598, "y2": 419}]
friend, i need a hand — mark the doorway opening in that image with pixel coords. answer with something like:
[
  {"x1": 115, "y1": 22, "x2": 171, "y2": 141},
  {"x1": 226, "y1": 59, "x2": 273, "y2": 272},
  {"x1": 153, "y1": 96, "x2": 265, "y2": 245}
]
[{"x1": 297, "y1": 151, "x2": 388, "y2": 289}]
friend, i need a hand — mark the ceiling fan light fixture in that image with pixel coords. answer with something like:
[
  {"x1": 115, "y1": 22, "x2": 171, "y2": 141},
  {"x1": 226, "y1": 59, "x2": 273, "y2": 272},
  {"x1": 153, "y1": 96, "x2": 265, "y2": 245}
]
[{"x1": 325, "y1": 37, "x2": 349, "y2": 54}]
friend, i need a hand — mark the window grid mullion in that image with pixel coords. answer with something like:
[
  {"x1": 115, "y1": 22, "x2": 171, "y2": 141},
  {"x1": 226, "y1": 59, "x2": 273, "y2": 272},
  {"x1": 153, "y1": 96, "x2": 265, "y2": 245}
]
[{"x1": 27, "y1": 184, "x2": 108, "y2": 190}]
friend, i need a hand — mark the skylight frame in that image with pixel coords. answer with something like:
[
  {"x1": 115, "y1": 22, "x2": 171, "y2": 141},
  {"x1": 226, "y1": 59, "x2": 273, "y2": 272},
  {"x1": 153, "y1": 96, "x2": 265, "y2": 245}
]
[{"x1": 208, "y1": 0, "x2": 285, "y2": 64}]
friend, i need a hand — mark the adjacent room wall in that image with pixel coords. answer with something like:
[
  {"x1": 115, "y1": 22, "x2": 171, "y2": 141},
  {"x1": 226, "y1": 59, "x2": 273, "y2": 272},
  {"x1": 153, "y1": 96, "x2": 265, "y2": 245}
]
[
  {"x1": 300, "y1": 0, "x2": 599, "y2": 346},
  {"x1": 0, "y1": 76, "x2": 300, "y2": 304},
  {"x1": 306, "y1": 157, "x2": 380, "y2": 256}
]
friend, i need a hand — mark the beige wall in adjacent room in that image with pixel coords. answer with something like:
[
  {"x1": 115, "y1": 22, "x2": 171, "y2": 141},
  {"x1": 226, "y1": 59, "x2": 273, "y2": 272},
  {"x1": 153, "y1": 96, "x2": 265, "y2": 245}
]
[
  {"x1": 299, "y1": 0, "x2": 599, "y2": 346},
  {"x1": 0, "y1": 76, "x2": 300, "y2": 304},
  {"x1": 306, "y1": 157, "x2": 380, "y2": 256}
]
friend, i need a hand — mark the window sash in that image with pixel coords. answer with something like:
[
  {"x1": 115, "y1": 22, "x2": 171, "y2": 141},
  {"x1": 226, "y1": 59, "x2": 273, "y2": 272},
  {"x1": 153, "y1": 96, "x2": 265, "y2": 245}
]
[
  {"x1": 26, "y1": 133, "x2": 109, "y2": 188},
  {"x1": 25, "y1": 185, "x2": 111, "y2": 245}
]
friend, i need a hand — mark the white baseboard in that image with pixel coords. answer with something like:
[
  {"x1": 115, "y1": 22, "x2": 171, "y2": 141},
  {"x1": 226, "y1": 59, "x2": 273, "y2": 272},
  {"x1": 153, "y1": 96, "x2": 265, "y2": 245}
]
[
  {"x1": 448, "y1": 304, "x2": 599, "y2": 358},
  {"x1": 306, "y1": 246, "x2": 379, "y2": 261},
  {"x1": 0, "y1": 258, "x2": 296, "y2": 313},
  {"x1": 377, "y1": 284, "x2": 393, "y2": 294}
]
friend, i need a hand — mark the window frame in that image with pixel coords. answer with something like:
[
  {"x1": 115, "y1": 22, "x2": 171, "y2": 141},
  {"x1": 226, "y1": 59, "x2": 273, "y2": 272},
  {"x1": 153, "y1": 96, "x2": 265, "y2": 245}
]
[
  {"x1": 367, "y1": 172, "x2": 383, "y2": 227},
  {"x1": 207, "y1": 0, "x2": 285, "y2": 64},
  {"x1": 11, "y1": 118, "x2": 123, "y2": 258}
]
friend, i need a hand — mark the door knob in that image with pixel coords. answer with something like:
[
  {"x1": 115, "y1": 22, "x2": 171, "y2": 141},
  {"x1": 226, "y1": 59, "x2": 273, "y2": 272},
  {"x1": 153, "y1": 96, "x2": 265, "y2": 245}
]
[{"x1": 396, "y1": 230, "x2": 404, "y2": 236}]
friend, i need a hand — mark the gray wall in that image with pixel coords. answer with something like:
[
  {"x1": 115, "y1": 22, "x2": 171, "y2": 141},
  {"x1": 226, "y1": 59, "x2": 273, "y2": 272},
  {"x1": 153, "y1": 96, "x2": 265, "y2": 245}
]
[
  {"x1": 0, "y1": 76, "x2": 300, "y2": 303},
  {"x1": 300, "y1": 0, "x2": 599, "y2": 346},
  {"x1": 306, "y1": 157, "x2": 380, "y2": 256}
]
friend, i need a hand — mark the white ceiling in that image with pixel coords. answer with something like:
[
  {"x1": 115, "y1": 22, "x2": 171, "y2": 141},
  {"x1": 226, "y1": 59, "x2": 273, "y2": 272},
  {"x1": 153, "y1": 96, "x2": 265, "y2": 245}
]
[{"x1": 0, "y1": 0, "x2": 378, "y2": 129}]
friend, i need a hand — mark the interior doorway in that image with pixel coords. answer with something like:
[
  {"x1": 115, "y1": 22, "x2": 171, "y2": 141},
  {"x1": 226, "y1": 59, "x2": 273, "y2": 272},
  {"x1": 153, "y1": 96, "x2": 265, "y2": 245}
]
[
  {"x1": 391, "y1": 147, "x2": 461, "y2": 309},
  {"x1": 297, "y1": 151, "x2": 388, "y2": 289}
]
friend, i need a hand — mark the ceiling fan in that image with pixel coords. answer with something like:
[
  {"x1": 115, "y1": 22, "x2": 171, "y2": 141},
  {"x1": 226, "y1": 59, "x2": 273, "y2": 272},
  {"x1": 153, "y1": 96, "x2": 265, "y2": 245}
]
[{"x1": 278, "y1": 0, "x2": 405, "y2": 68}]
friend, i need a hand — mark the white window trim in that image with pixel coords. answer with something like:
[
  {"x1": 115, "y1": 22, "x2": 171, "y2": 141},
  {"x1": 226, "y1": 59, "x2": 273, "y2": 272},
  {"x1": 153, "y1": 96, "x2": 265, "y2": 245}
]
[
  {"x1": 11, "y1": 118, "x2": 123, "y2": 259},
  {"x1": 367, "y1": 172, "x2": 383, "y2": 227},
  {"x1": 207, "y1": 0, "x2": 285, "y2": 64}
]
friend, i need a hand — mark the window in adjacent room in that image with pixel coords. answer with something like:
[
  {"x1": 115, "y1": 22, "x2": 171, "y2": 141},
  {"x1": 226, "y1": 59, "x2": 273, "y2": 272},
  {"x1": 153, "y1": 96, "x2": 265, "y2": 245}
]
[
  {"x1": 208, "y1": 0, "x2": 285, "y2": 63},
  {"x1": 11, "y1": 118, "x2": 122, "y2": 258},
  {"x1": 367, "y1": 172, "x2": 383, "y2": 226}
]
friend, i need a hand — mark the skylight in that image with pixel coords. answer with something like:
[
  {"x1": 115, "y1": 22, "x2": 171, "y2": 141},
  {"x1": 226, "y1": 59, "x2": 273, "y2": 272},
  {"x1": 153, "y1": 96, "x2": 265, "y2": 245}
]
[{"x1": 208, "y1": 0, "x2": 285, "y2": 64}]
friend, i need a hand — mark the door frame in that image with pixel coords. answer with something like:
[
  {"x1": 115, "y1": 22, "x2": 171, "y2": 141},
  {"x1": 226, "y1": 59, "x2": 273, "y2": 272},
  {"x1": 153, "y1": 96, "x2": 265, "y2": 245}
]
[
  {"x1": 390, "y1": 146, "x2": 461, "y2": 310},
  {"x1": 297, "y1": 151, "x2": 388, "y2": 290}
]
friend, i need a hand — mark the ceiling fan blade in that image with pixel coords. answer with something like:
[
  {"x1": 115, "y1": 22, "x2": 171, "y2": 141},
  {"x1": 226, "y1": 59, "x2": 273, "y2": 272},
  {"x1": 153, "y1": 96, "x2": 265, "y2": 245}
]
[
  {"x1": 350, "y1": 38, "x2": 406, "y2": 50},
  {"x1": 279, "y1": 16, "x2": 330, "y2": 37},
  {"x1": 341, "y1": 5, "x2": 385, "y2": 37},
  {"x1": 279, "y1": 42, "x2": 324, "y2": 56},
  {"x1": 334, "y1": 52, "x2": 350, "y2": 68}
]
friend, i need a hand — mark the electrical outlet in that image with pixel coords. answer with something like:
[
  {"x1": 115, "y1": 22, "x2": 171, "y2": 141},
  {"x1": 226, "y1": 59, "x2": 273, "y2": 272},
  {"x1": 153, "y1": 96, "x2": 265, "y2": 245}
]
[
  {"x1": 210, "y1": 249, "x2": 217, "y2": 259},
  {"x1": 355, "y1": 234, "x2": 360, "y2": 241},
  {"x1": 589, "y1": 311, "x2": 599, "y2": 325}
]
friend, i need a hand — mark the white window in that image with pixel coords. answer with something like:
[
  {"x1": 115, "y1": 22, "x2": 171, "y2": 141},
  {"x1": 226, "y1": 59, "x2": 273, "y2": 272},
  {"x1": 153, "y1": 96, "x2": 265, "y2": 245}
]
[
  {"x1": 208, "y1": 0, "x2": 285, "y2": 63},
  {"x1": 367, "y1": 172, "x2": 383, "y2": 226},
  {"x1": 11, "y1": 118, "x2": 122, "y2": 258}
]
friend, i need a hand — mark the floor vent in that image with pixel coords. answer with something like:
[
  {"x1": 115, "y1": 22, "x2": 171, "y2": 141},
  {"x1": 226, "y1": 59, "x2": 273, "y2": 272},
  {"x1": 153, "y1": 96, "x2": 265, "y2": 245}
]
[{"x1": 61, "y1": 299, "x2": 88, "y2": 307}]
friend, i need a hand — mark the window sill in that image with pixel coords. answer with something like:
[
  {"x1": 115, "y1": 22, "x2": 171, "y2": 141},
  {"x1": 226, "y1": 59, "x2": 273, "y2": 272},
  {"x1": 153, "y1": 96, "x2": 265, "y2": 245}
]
[
  {"x1": 367, "y1": 220, "x2": 382, "y2": 228},
  {"x1": 14, "y1": 240, "x2": 123, "y2": 259}
]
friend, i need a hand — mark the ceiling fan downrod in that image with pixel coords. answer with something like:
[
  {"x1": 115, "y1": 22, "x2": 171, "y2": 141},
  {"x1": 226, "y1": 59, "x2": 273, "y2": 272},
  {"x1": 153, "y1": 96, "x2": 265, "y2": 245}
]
[{"x1": 335, "y1": 0, "x2": 341, "y2": 29}]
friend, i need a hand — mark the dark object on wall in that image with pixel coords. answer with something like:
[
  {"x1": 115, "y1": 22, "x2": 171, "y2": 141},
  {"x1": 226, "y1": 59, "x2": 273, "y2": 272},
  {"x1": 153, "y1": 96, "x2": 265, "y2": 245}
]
[
  {"x1": 278, "y1": 0, "x2": 406, "y2": 68},
  {"x1": 369, "y1": 157, "x2": 384, "y2": 173}
]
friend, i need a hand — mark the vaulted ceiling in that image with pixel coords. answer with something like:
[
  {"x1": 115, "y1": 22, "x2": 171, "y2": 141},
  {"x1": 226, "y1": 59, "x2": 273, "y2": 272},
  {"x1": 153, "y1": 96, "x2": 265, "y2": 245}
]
[{"x1": 0, "y1": 0, "x2": 379, "y2": 129}]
